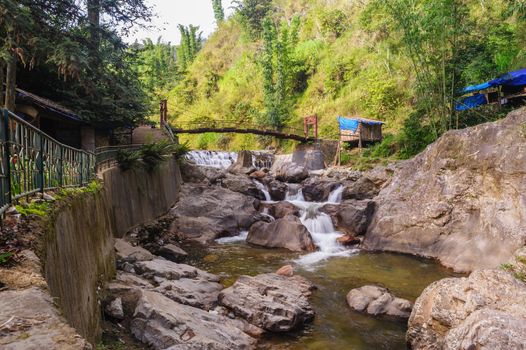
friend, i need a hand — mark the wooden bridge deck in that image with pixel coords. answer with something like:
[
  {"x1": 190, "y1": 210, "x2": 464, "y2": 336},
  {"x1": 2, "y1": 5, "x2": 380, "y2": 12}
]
[{"x1": 170, "y1": 121, "x2": 317, "y2": 142}]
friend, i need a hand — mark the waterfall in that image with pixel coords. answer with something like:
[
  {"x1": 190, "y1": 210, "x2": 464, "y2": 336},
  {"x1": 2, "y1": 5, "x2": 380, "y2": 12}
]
[
  {"x1": 254, "y1": 180, "x2": 272, "y2": 201},
  {"x1": 215, "y1": 231, "x2": 249, "y2": 244},
  {"x1": 186, "y1": 151, "x2": 237, "y2": 169},
  {"x1": 285, "y1": 184, "x2": 305, "y2": 201},
  {"x1": 287, "y1": 188, "x2": 357, "y2": 267},
  {"x1": 327, "y1": 185, "x2": 344, "y2": 204}
]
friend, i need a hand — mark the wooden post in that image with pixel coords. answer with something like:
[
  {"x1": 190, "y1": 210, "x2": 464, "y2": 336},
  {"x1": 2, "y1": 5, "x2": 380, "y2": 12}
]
[
  {"x1": 4, "y1": 53, "x2": 16, "y2": 111},
  {"x1": 0, "y1": 60, "x2": 4, "y2": 107},
  {"x1": 358, "y1": 123, "x2": 363, "y2": 149}
]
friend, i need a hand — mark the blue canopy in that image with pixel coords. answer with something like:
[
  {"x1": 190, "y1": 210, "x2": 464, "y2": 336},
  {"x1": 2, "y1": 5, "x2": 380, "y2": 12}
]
[
  {"x1": 460, "y1": 68, "x2": 526, "y2": 94},
  {"x1": 338, "y1": 116, "x2": 384, "y2": 132},
  {"x1": 455, "y1": 94, "x2": 487, "y2": 111}
]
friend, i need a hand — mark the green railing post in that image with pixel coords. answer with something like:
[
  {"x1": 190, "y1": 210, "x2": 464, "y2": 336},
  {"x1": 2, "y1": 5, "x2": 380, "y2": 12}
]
[
  {"x1": 79, "y1": 153, "x2": 83, "y2": 186},
  {"x1": 39, "y1": 134, "x2": 44, "y2": 193},
  {"x1": 3, "y1": 109, "x2": 11, "y2": 206},
  {"x1": 59, "y1": 147, "x2": 64, "y2": 186}
]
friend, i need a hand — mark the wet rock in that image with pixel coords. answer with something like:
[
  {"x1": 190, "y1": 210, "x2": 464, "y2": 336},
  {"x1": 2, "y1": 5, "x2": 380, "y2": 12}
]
[
  {"x1": 336, "y1": 235, "x2": 361, "y2": 246},
  {"x1": 228, "y1": 150, "x2": 254, "y2": 174},
  {"x1": 407, "y1": 269, "x2": 526, "y2": 350},
  {"x1": 343, "y1": 176, "x2": 380, "y2": 200},
  {"x1": 346, "y1": 285, "x2": 412, "y2": 318},
  {"x1": 301, "y1": 177, "x2": 339, "y2": 202},
  {"x1": 0, "y1": 287, "x2": 91, "y2": 350},
  {"x1": 267, "y1": 201, "x2": 299, "y2": 219},
  {"x1": 249, "y1": 169, "x2": 268, "y2": 179},
  {"x1": 276, "y1": 265, "x2": 294, "y2": 277},
  {"x1": 365, "y1": 108, "x2": 526, "y2": 272},
  {"x1": 131, "y1": 290, "x2": 257, "y2": 350},
  {"x1": 154, "y1": 278, "x2": 223, "y2": 310},
  {"x1": 247, "y1": 215, "x2": 316, "y2": 252},
  {"x1": 115, "y1": 238, "x2": 154, "y2": 263},
  {"x1": 105, "y1": 297, "x2": 124, "y2": 320},
  {"x1": 266, "y1": 180, "x2": 288, "y2": 201},
  {"x1": 221, "y1": 173, "x2": 265, "y2": 199},
  {"x1": 273, "y1": 162, "x2": 309, "y2": 183},
  {"x1": 320, "y1": 200, "x2": 375, "y2": 236},
  {"x1": 180, "y1": 162, "x2": 224, "y2": 183},
  {"x1": 157, "y1": 244, "x2": 188, "y2": 262},
  {"x1": 170, "y1": 185, "x2": 258, "y2": 243},
  {"x1": 218, "y1": 273, "x2": 315, "y2": 332}
]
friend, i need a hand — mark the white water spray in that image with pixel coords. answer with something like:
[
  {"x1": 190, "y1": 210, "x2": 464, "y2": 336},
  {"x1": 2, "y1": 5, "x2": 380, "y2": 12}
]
[
  {"x1": 254, "y1": 180, "x2": 272, "y2": 202},
  {"x1": 327, "y1": 185, "x2": 344, "y2": 204},
  {"x1": 186, "y1": 151, "x2": 237, "y2": 169},
  {"x1": 215, "y1": 231, "x2": 249, "y2": 244}
]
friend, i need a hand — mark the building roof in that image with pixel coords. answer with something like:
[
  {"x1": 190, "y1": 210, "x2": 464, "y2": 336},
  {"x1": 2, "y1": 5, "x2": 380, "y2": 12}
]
[
  {"x1": 337, "y1": 116, "x2": 384, "y2": 132},
  {"x1": 16, "y1": 88, "x2": 85, "y2": 123},
  {"x1": 460, "y1": 68, "x2": 526, "y2": 94}
]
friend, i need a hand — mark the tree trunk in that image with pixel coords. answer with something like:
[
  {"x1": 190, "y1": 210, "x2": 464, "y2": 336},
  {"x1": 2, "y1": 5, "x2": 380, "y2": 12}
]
[
  {"x1": 0, "y1": 60, "x2": 5, "y2": 108},
  {"x1": 5, "y1": 53, "x2": 16, "y2": 111},
  {"x1": 87, "y1": 0, "x2": 101, "y2": 67}
]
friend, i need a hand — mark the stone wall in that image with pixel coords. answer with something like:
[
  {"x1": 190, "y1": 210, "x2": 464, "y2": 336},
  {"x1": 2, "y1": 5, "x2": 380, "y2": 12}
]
[
  {"x1": 102, "y1": 156, "x2": 182, "y2": 237},
  {"x1": 41, "y1": 157, "x2": 182, "y2": 345}
]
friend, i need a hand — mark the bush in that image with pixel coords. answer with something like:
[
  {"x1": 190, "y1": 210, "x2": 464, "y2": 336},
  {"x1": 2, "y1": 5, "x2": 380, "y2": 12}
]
[
  {"x1": 140, "y1": 140, "x2": 179, "y2": 172},
  {"x1": 116, "y1": 149, "x2": 141, "y2": 171}
]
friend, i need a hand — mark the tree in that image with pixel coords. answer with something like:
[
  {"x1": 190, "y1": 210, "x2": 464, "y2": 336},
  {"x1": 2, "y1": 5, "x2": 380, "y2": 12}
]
[
  {"x1": 177, "y1": 25, "x2": 202, "y2": 72},
  {"x1": 212, "y1": 0, "x2": 225, "y2": 24},
  {"x1": 233, "y1": 0, "x2": 273, "y2": 39}
]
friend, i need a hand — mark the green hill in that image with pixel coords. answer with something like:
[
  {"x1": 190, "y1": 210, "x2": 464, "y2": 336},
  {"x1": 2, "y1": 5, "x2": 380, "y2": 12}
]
[{"x1": 164, "y1": 0, "x2": 525, "y2": 156}]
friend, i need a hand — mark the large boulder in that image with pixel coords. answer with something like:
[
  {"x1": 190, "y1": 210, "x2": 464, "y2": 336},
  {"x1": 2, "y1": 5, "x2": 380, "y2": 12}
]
[
  {"x1": 346, "y1": 285, "x2": 412, "y2": 319},
  {"x1": 292, "y1": 144, "x2": 325, "y2": 171},
  {"x1": 273, "y1": 162, "x2": 309, "y2": 183},
  {"x1": 301, "y1": 177, "x2": 339, "y2": 202},
  {"x1": 0, "y1": 288, "x2": 91, "y2": 350},
  {"x1": 407, "y1": 269, "x2": 526, "y2": 350},
  {"x1": 180, "y1": 162, "x2": 225, "y2": 183},
  {"x1": 343, "y1": 176, "x2": 381, "y2": 200},
  {"x1": 320, "y1": 200, "x2": 375, "y2": 236},
  {"x1": 170, "y1": 185, "x2": 259, "y2": 243},
  {"x1": 266, "y1": 201, "x2": 299, "y2": 219},
  {"x1": 221, "y1": 173, "x2": 265, "y2": 200},
  {"x1": 131, "y1": 290, "x2": 257, "y2": 350},
  {"x1": 115, "y1": 238, "x2": 154, "y2": 263},
  {"x1": 365, "y1": 108, "x2": 526, "y2": 272},
  {"x1": 218, "y1": 273, "x2": 315, "y2": 332},
  {"x1": 266, "y1": 180, "x2": 288, "y2": 201},
  {"x1": 247, "y1": 215, "x2": 316, "y2": 252},
  {"x1": 228, "y1": 150, "x2": 254, "y2": 174}
]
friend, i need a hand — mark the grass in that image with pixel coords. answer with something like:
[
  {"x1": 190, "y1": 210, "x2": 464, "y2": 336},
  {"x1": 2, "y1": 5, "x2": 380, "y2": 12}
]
[{"x1": 500, "y1": 255, "x2": 526, "y2": 283}]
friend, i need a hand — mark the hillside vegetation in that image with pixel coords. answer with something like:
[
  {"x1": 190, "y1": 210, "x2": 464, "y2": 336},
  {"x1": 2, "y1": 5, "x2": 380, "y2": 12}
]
[{"x1": 158, "y1": 0, "x2": 525, "y2": 157}]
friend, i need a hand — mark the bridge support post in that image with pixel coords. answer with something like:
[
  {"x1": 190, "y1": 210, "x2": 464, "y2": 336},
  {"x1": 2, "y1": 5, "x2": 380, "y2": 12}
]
[
  {"x1": 304, "y1": 115, "x2": 318, "y2": 139},
  {"x1": 160, "y1": 100, "x2": 167, "y2": 125}
]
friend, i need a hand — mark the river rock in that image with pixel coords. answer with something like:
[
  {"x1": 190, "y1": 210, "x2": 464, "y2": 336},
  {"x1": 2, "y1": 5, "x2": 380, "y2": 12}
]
[
  {"x1": 343, "y1": 176, "x2": 381, "y2": 200},
  {"x1": 365, "y1": 108, "x2": 526, "y2": 272},
  {"x1": 346, "y1": 285, "x2": 412, "y2": 318},
  {"x1": 170, "y1": 185, "x2": 258, "y2": 243},
  {"x1": 115, "y1": 238, "x2": 155, "y2": 262},
  {"x1": 267, "y1": 201, "x2": 299, "y2": 219},
  {"x1": 180, "y1": 162, "x2": 224, "y2": 183},
  {"x1": 105, "y1": 297, "x2": 124, "y2": 319},
  {"x1": 276, "y1": 265, "x2": 294, "y2": 277},
  {"x1": 0, "y1": 287, "x2": 91, "y2": 350},
  {"x1": 134, "y1": 259, "x2": 220, "y2": 282},
  {"x1": 407, "y1": 269, "x2": 526, "y2": 349},
  {"x1": 228, "y1": 150, "x2": 254, "y2": 174},
  {"x1": 321, "y1": 200, "x2": 375, "y2": 236},
  {"x1": 266, "y1": 180, "x2": 288, "y2": 201},
  {"x1": 273, "y1": 162, "x2": 309, "y2": 183},
  {"x1": 221, "y1": 173, "x2": 266, "y2": 200},
  {"x1": 218, "y1": 273, "x2": 315, "y2": 332},
  {"x1": 131, "y1": 290, "x2": 257, "y2": 349},
  {"x1": 157, "y1": 244, "x2": 188, "y2": 262},
  {"x1": 247, "y1": 215, "x2": 316, "y2": 252},
  {"x1": 301, "y1": 177, "x2": 339, "y2": 202},
  {"x1": 249, "y1": 169, "x2": 268, "y2": 179},
  {"x1": 336, "y1": 235, "x2": 360, "y2": 246},
  {"x1": 154, "y1": 278, "x2": 223, "y2": 310}
]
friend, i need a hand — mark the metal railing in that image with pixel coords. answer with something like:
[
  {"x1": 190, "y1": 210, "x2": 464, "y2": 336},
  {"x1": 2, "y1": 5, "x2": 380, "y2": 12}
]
[
  {"x1": 0, "y1": 109, "x2": 95, "y2": 215},
  {"x1": 94, "y1": 144, "x2": 143, "y2": 173}
]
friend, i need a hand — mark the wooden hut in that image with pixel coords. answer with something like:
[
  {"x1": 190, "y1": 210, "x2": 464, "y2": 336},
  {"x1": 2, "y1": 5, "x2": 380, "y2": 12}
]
[{"x1": 337, "y1": 116, "x2": 384, "y2": 147}]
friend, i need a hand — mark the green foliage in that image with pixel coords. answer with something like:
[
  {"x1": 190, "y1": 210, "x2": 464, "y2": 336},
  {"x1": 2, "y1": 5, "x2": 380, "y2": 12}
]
[
  {"x1": 0, "y1": 252, "x2": 14, "y2": 266},
  {"x1": 140, "y1": 140, "x2": 181, "y2": 172},
  {"x1": 212, "y1": 0, "x2": 225, "y2": 24},
  {"x1": 116, "y1": 149, "x2": 141, "y2": 171},
  {"x1": 318, "y1": 9, "x2": 349, "y2": 39},
  {"x1": 177, "y1": 25, "x2": 203, "y2": 72},
  {"x1": 398, "y1": 111, "x2": 437, "y2": 159},
  {"x1": 233, "y1": 0, "x2": 273, "y2": 39},
  {"x1": 501, "y1": 255, "x2": 526, "y2": 283},
  {"x1": 16, "y1": 201, "x2": 51, "y2": 217}
]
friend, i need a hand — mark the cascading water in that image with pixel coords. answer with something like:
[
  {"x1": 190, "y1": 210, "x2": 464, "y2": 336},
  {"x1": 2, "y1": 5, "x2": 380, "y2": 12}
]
[
  {"x1": 186, "y1": 150, "x2": 237, "y2": 169},
  {"x1": 285, "y1": 184, "x2": 305, "y2": 201},
  {"x1": 253, "y1": 180, "x2": 272, "y2": 202},
  {"x1": 288, "y1": 186, "x2": 357, "y2": 266},
  {"x1": 327, "y1": 185, "x2": 344, "y2": 203},
  {"x1": 215, "y1": 231, "x2": 249, "y2": 244}
]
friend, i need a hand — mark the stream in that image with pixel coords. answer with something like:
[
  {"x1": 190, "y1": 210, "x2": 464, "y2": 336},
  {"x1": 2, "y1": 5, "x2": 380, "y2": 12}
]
[{"x1": 182, "y1": 151, "x2": 458, "y2": 349}]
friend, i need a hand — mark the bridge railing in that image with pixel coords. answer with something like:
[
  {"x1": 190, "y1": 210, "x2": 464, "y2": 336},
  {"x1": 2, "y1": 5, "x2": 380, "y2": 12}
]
[{"x1": 0, "y1": 109, "x2": 96, "y2": 215}]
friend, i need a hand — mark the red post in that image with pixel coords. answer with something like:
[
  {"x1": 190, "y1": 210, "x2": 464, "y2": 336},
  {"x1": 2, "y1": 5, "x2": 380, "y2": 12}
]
[{"x1": 303, "y1": 115, "x2": 318, "y2": 139}]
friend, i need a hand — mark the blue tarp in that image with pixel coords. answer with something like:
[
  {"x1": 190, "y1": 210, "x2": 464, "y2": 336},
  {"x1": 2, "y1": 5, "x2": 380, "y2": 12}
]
[
  {"x1": 338, "y1": 116, "x2": 384, "y2": 132},
  {"x1": 455, "y1": 94, "x2": 487, "y2": 111},
  {"x1": 460, "y1": 68, "x2": 526, "y2": 94}
]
